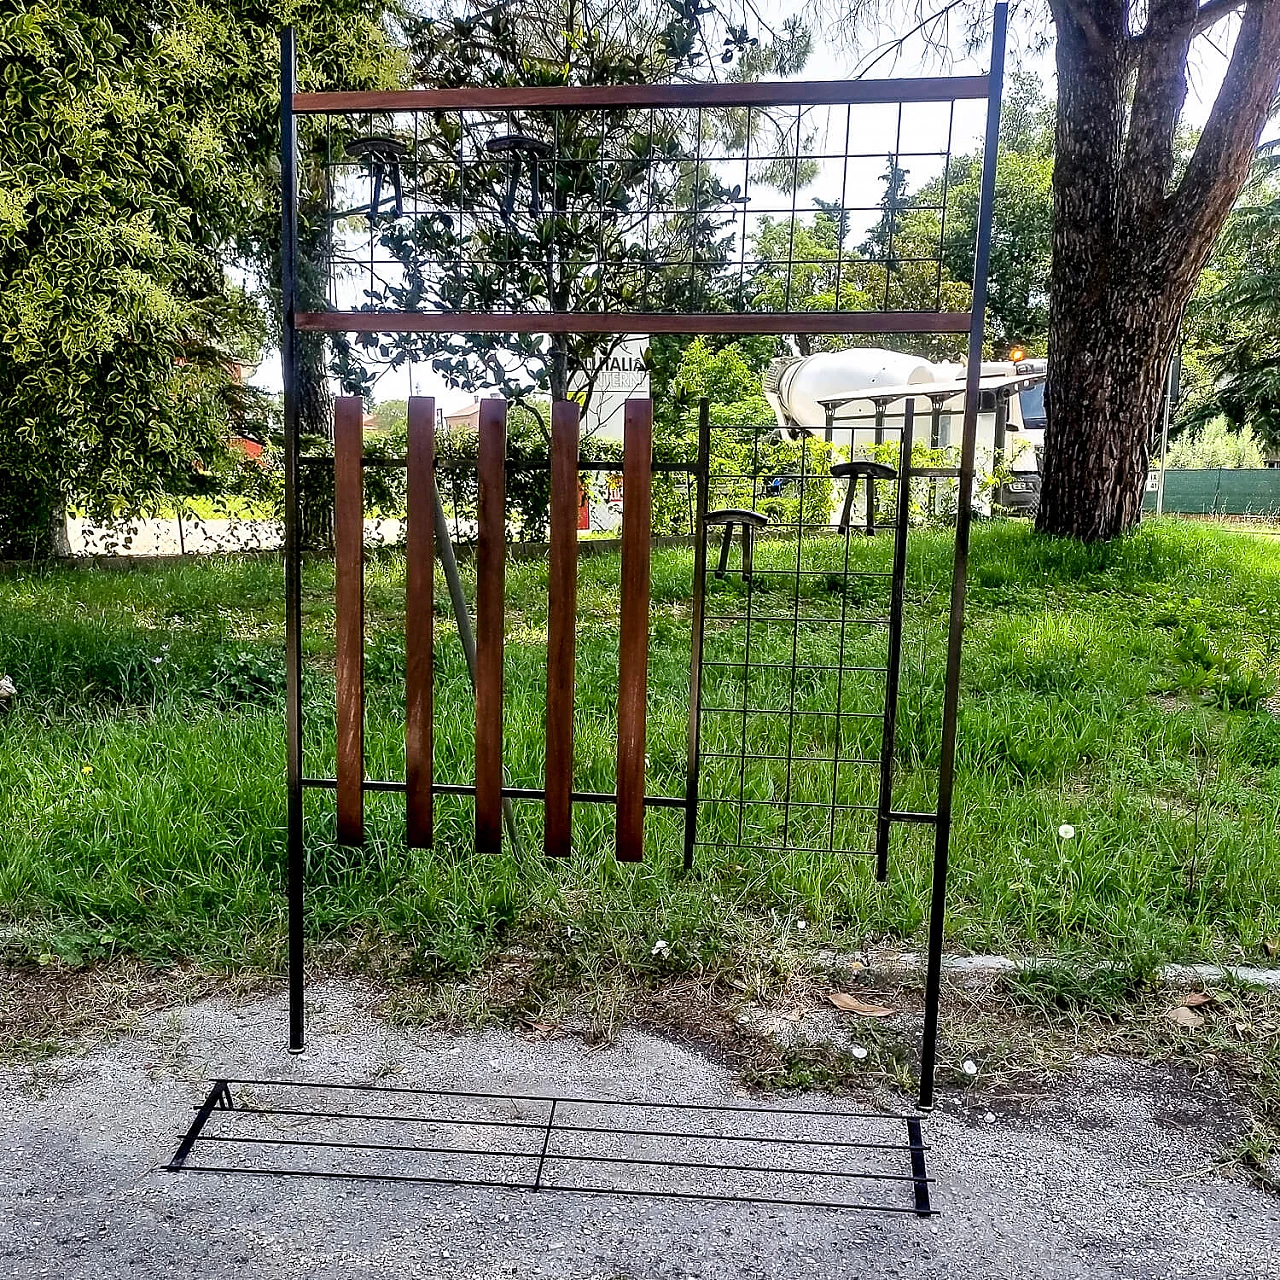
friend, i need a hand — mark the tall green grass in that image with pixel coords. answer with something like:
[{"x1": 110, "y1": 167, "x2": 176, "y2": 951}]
[{"x1": 1, "y1": 518, "x2": 1278, "y2": 977}]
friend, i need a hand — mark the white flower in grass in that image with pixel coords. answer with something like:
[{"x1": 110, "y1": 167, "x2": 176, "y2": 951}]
[{"x1": 1058, "y1": 823, "x2": 1076, "y2": 840}]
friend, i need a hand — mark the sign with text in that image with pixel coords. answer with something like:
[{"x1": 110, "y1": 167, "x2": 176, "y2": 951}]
[{"x1": 577, "y1": 339, "x2": 650, "y2": 442}]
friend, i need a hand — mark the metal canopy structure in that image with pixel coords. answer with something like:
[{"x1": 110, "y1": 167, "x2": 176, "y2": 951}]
[{"x1": 169, "y1": 4, "x2": 1010, "y2": 1216}]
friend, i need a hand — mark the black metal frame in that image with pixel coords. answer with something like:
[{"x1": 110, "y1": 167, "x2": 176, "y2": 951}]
[
  {"x1": 280, "y1": 31, "x2": 305, "y2": 1053},
  {"x1": 251, "y1": 1, "x2": 1010, "y2": 1207},
  {"x1": 920, "y1": 6, "x2": 1007, "y2": 1105}
]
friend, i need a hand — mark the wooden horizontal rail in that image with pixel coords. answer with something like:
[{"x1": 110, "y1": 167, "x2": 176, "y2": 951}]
[
  {"x1": 295, "y1": 311, "x2": 974, "y2": 336},
  {"x1": 292, "y1": 76, "x2": 988, "y2": 115},
  {"x1": 301, "y1": 777, "x2": 689, "y2": 808}
]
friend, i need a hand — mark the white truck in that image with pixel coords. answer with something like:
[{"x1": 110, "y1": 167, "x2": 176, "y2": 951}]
[{"x1": 763, "y1": 348, "x2": 1047, "y2": 513}]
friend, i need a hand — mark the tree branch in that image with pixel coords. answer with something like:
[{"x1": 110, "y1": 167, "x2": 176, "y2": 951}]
[
  {"x1": 850, "y1": 0, "x2": 967, "y2": 79},
  {"x1": 1163, "y1": 0, "x2": 1280, "y2": 273},
  {"x1": 1128, "y1": 0, "x2": 1243, "y2": 48},
  {"x1": 1191, "y1": 0, "x2": 1247, "y2": 34},
  {"x1": 1054, "y1": 0, "x2": 1119, "y2": 59},
  {"x1": 1119, "y1": 0, "x2": 1199, "y2": 226}
]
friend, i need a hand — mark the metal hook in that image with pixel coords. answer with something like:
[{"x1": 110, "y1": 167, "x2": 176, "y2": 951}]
[
  {"x1": 345, "y1": 135, "x2": 410, "y2": 223},
  {"x1": 484, "y1": 133, "x2": 553, "y2": 222}
]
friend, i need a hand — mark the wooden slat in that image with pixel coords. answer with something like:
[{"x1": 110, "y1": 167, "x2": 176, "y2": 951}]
[
  {"x1": 544, "y1": 401, "x2": 579, "y2": 858},
  {"x1": 405, "y1": 397, "x2": 435, "y2": 849},
  {"x1": 295, "y1": 310, "x2": 973, "y2": 336},
  {"x1": 333, "y1": 396, "x2": 364, "y2": 846},
  {"x1": 292, "y1": 75, "x2": 990, "y2": 113},
  {"x1": 615, "y1": 399, "x2": 652, "y2": 863},
  {"x1": 475, "y1": 398, "x2": 507, "y2": 853}
]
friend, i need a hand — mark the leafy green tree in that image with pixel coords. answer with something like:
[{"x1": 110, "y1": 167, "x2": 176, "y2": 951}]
[
  {"x1": 829, "y1": 0, "x2": 1280, "y2": 540},
  {"x1": 1178, "y1": 153, "x2": 1280, "y2": 449},
  {"x1": 368, "y1": 399, "x2": 409, "y2": 435},
  {"x1": 861, "y1": 156, "x2": 911, "y2": 270},
  {"x1": 669, "y1": 335, "x2": 834, "y2": 524},
  {"x1": 0, "y1": 0, "x2": 399, "y2": 557},
  {"x1": 673, "y1": 336, "x2": 773, "y2": 420},
  {"x1": 898, "y1": 72, "x2": 1054, "y2": 357},
  {"x1": 749, "y1": 207, "x2": 970, "y2": 360},
  {"x1": 1164, "y1": 416, "x2": 1266, "y2": 468}
]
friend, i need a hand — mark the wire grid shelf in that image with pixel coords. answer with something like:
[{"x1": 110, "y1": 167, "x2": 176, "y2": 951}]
[{"x1": 169, "y1": 1079, "x2": 934, "y2": 1216}]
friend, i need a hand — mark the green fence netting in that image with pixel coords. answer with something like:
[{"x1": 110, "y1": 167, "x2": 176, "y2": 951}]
[{"x1": 1144, "y1": 469, "x2": 1280, "y2": 517}]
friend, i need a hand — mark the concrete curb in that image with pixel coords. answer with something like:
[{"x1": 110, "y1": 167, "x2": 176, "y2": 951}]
[{"x1": 866, "y1": 952, "x2": 1280, "y2": 989}]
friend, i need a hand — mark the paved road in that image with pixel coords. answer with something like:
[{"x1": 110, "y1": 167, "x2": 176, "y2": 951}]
[{"x1": 1, "y1": 982, "x2": 1276, "y2": 1279}]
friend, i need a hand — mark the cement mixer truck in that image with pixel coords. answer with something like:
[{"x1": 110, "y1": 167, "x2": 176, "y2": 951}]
[{"x1": 763, "y1": 348, "x2": 1047, "y2": 514}]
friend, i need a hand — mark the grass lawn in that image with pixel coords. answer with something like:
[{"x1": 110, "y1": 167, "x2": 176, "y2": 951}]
[{"x1": 2, "y1": 519, "x2": 1279, "y2": 988}]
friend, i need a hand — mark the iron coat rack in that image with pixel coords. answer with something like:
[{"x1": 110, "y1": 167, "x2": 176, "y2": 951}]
[{"x1": 170, "y1": 4, "x2": 1011, "y2": 1216}]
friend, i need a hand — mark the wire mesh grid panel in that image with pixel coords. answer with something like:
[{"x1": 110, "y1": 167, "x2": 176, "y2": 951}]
[
  {"x1": 316, "y1": 101, "x2": 976, "y2": 294},
  {"x1": 693, "y1": 418, "x2": 912, "y2": 863},
  {"x1": 291, "y1": 82, "x2": 991, "y2": 368}
]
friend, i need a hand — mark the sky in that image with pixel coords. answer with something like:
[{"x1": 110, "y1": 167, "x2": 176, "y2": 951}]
[{"x1": 248, "y1": 3, "x2": 1274, "y2": 410}]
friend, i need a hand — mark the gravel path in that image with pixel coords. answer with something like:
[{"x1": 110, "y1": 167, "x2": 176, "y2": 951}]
[{"x1": 1, "y1": 981, "x2": 1276, "y2": 1279}]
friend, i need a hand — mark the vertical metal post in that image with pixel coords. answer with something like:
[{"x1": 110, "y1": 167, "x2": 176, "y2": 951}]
[
  {"x1": 533, "y1": 1098, "x2": 558, "y2": 1190},
  {"x1": 683, "y1": 400, "x2": 711, "y2": 871},
  {"x1": 1155, "y1": 352, "x2": 1179, "y2": 517},
  {"x1": 874, "y1": 399, "x2": 915, "y2": 880},
  {"x1": 906, "y1": 1117, "x2": 931, "y2": 1216},
  {"x1": 918, "y1": 0, "x2": 1008, "y2": 1110},
  {"x1": 930, "y1": 397, "x2": 945, "y2": 517},
  {"x1": 280, "y1": 27, "x2": 305, "y2": 1054},
  {"x1": 992, "y1": 394, "x2": 1008, "y2": 468}
]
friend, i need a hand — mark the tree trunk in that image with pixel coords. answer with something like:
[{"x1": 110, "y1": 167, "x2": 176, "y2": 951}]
[
  {"x1": 1037, "y1": 0, "x2": 1280, "y2": 540},
  {"x1": 0, "y1": 464, "x2": 70, "y2": 560},
  {"x1": 47, "y1": 504, "x2": 71, "y2": 558},
  {"x1": 1040, "y1": 314, "x2": 1175, "y2": 538}
]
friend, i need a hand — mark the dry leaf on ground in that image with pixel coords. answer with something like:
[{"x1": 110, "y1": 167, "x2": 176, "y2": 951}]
[
  {"x1": 1166, "y1": 1005, "x2": 1205, "y2": 1029},
  {"x1": 1180, "y1": 992, "x2": 1214, "y2": 1008},
  {"x1": 826, "y1": 992, "x2": 894, "y2": 1017}
]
